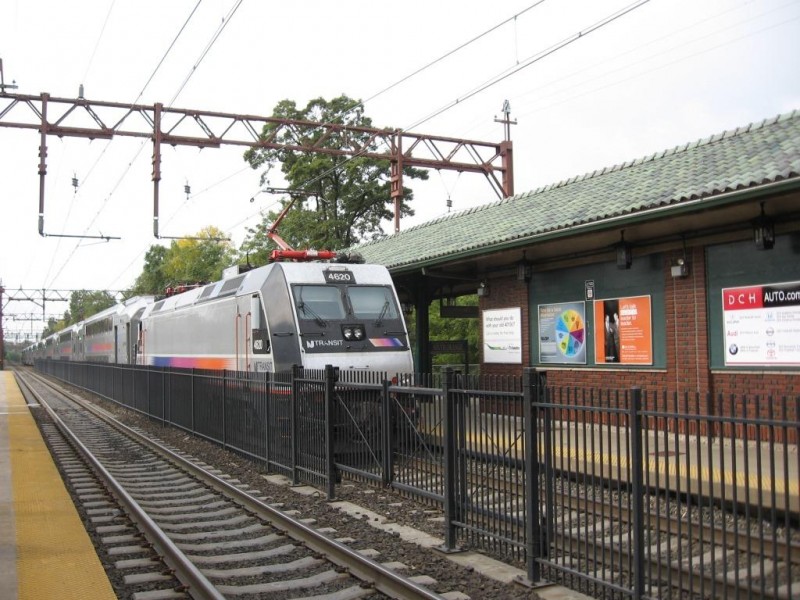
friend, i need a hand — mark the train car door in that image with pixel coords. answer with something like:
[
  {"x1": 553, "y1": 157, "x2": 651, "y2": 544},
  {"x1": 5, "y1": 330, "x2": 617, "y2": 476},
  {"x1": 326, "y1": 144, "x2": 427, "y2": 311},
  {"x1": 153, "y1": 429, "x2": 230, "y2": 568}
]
[
  {"x1": 248, "y1": 293, "x2": 272, "y2": 372},
  {"x1": 129, "y1": 308, "x2": 146, "y2": 365},
  {"x1": 263, "y1": 266, "x2": 302, "y2": 371}
]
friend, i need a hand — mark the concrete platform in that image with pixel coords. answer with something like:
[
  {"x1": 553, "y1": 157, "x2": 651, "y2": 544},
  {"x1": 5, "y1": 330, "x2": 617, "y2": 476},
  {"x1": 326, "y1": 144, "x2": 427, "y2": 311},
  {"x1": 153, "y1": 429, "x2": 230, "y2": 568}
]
[{"x1": 0, "y1": 370, "x2": 115, "y2": 600}]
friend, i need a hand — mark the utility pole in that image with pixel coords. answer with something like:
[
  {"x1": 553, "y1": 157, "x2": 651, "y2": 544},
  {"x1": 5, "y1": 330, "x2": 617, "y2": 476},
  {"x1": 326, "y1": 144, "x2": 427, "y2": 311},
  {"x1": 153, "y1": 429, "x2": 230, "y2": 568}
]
[{"x1": 494, "y1": 100, "x2": 517, "y2": 200}]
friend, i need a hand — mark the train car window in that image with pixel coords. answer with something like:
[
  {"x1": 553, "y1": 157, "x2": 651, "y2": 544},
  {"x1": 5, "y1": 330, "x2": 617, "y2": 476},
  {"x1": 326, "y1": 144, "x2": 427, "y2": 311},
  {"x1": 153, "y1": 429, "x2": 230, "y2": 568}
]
[
  {"x1": 292, "y1": 285, "x2": 346, "y2": 320},
  {"x1": 86, "y1": 316, "x2": 113, "y2": 337},
  {"x1": 219, "y1": 275, "x2": 246, "y2": 296},
  {"x1": 199, "y1": 284, "x2": 216, "y2": 300},
  {"x1": 348, "y1": 286, "x2": 399, "y2": 320}
]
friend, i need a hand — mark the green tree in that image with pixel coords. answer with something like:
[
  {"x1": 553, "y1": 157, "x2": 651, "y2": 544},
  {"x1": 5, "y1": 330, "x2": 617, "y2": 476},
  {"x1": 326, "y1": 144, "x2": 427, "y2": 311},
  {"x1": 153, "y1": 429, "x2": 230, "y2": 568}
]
[
  {"x1": 242, "y1": 95, "x2": 428, "y2": 253},
  {"x1": 236, "y1": 217, "x2": 272, "y2": 268},
  {"x1": 67, "y1": 290, "x2": 117, "y2": 323},
  {"x1": 129, "y1": 227, "x2": 236, "y2": 297},
  {"x1": 129, "y1": 244, "x2": 169, "y2": 297},
  {"x1": 162, "y1": 226, "x2": 236, "y2": 285},
  {"x1": 41, "y1": 316, "x2": 67, "y2": 339},
  {"x1": 406, "y1": 295, "x2": 480, "y2": 370}
]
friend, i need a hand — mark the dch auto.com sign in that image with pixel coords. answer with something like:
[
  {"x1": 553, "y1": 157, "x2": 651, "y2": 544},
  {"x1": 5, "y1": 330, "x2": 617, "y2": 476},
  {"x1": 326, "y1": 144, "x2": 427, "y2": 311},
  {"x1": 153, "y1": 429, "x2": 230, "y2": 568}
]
[{"x1": 722, "y1": 281, "x2": 800, "y2": 366}]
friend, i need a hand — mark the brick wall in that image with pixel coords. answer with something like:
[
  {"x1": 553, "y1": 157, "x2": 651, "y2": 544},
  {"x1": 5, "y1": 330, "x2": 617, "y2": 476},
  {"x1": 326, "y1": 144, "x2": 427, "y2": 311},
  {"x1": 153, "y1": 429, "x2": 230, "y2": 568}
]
[
  {"x1": 478, "y1": 278, "x2": 530, "y2": 378},
  {"x1": 478, "y1": 246, "x2": 798, "y2": 402}
]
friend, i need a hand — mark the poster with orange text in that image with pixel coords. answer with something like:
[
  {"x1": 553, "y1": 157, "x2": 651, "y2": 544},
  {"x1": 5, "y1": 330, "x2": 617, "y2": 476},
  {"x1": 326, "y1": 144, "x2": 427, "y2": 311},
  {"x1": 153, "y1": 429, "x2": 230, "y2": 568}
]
[{"x1": 593, "y1": 295, "x2": 652, "y2": 365}]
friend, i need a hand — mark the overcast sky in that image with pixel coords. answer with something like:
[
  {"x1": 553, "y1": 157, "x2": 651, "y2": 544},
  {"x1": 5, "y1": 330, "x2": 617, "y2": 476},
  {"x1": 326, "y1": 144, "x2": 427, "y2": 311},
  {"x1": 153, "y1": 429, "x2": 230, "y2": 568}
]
[{"x1": 2, "y1": 0, "x2": 799, "y2": 340}]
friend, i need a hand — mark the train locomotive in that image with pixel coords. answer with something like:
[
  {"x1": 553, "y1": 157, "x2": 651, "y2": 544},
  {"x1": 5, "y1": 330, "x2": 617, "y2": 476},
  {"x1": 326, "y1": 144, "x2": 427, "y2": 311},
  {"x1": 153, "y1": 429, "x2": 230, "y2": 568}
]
[{"x1": 139, "y1": 256, "x2": 413, "y2": 374}]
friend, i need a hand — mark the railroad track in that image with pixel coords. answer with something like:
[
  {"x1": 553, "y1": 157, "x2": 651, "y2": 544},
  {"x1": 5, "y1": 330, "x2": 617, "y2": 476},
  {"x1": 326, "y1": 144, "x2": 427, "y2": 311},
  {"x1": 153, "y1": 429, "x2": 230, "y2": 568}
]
[
  {"x1": 395, "y1": 446, "x2": 800, "y2": 599},
  {"x1": 17, "y1": 370, "x2": 447, "y2": 600}
]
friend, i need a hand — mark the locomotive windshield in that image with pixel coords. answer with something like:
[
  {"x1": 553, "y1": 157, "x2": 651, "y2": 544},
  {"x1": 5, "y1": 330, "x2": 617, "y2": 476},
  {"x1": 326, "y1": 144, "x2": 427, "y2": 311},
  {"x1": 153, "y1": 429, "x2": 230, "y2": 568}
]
[
  {"x1": 291, "y1": 284, "x2": 401, "y2": 324},
  {"x1": 348, "y1": 286, "x2": 399, "y2": 322},
  {"x1": 292, "y1": 285, "x2": 346, "y2": 322}
]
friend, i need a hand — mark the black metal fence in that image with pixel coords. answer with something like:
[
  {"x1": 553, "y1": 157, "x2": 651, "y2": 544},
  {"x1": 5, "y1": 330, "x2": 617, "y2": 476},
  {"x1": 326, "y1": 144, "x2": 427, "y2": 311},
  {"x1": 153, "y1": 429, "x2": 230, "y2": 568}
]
[{"x1": 36, "y1": 359, "x2": 800, "y2": 600}]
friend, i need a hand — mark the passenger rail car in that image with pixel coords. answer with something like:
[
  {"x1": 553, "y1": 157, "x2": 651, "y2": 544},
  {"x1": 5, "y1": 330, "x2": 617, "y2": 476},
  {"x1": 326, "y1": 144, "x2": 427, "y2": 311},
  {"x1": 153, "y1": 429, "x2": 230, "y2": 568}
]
[
  {"x1": 81, "y1": 296, "x2": 154, "y2": 363},
  {"x1": 138, "y1": 261, "x2": 413, "y2": 374},
  {"x1": 54, "y1": 325, "x2": 79, "y2": 360}
]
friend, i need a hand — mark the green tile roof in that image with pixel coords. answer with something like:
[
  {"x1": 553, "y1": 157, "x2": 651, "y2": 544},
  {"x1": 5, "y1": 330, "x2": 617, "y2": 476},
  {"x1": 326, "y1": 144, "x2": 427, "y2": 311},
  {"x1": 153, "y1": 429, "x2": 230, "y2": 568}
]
[{"x1": 354, "y1": 110, "x2": 800, "y2": 270}]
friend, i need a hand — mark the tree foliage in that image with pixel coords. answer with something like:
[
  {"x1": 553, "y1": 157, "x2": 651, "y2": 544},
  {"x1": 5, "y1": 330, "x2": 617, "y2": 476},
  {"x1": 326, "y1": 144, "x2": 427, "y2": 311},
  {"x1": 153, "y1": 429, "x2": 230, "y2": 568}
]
[
  {"x1": 406, "y1": 295, "x2": 480, "y2": 369},
  {"x1": 242, "y1": 95, "x2": 428, "y2": 255},
  {"x1": 129, "y1": 227, "x2": 236, "y2": 296},
  {"x1": 68, "y1": 289, "x2": 117, "y2": 323},
  {"x1": 128, "y1": 245, "x2": 169, "y2": 297},
  {"x1": 162, "y1": 226, "x2": 236, "y2": 285}
]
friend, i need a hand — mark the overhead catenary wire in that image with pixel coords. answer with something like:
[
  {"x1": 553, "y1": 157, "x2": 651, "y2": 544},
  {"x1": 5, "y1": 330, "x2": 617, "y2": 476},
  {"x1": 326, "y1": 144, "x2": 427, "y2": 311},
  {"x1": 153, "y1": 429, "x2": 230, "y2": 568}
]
[
  {"x1": 80, "y1": 0, "x2": 117, "y2": 88},
  {"x1": 46, "y1": 1, "x2": 211, "y2": 289},
  {"x1": 405, "y1": 0, "x2": 653, "y2": 131},
  {"x1": 422, "y1": 0, "x2": 796, "y2": 145},
  {"x1": 356, "y1": 1, "x2": 548, "y2": 111},
  {"x1": 259, "y1": 0, "x2": 653, "y2": 214},
  {"x1": 156, "y1": 0, "x2": 552, "y2": 246},
  {"x1": 514, "y1": 2, "x2": 800, "y2": 120},
  {"x1": 166, "y1": 0, "x2": 243, "y2": 108},
  {"x1": 49, "y1": 0, "x2": 245, "y2": 290}
]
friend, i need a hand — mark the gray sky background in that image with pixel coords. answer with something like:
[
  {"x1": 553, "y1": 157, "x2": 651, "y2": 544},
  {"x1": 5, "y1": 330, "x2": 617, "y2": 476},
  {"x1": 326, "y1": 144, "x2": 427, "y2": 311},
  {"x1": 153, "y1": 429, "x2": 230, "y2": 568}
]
[{"x1": 2, "y1": 0, "x2": 799, "y2": 339}]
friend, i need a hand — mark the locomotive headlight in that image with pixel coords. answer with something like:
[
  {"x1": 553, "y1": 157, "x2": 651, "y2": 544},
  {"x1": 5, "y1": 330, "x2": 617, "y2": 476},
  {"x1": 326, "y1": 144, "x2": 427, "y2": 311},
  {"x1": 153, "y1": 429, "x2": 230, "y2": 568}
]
[{"x1": 341, "y1": 325, "x2": 366, "y2": 341}]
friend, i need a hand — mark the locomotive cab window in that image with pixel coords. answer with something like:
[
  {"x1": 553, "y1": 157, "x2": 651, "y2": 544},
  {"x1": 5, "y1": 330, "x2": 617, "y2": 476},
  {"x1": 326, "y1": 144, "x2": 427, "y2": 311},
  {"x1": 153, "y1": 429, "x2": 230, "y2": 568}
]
[
  {"x1": 292, "y1": 285, "x2": 346, "y2": 321},
  {"x1": 347, "y1": 286, "x2": 399, "y2": 321}
]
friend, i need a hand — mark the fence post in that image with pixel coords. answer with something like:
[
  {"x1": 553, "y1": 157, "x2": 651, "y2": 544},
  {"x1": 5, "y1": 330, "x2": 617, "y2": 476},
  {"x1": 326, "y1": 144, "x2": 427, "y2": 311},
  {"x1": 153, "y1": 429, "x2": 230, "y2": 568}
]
[
  {"x1": 222, "y1": 370, "x2": 227, "y2": 449},
  {"x1": 263, "y1": 371, "x2": 270, "y2": 470},
  {"x1": 630, "y1": 386, "x2": 645, "y2": 600},
  {"x1": 325, "y1": 364, "x2": 338, "y2": 500},
  {"x1": 523, "y1": 367, "x2": 543, "y2": 584},
  {"x1": 381, "y1": 377, "x2": 392, "y2": 488},
  {"x1": 147, "y1": 364, "x2": 151, "y2": 417},
  {"x1": 161, "y1": 367, "x2": 166, "y2": 426},
  {"x1": 191, "y1": 368, "x2": 196, "y2": 433},
  {"x1": 291, "y1": 365, "x2": 301, "y2": 485},
  {"x1": 441, "y1": 367, "x2": 458, "y2": 551}
]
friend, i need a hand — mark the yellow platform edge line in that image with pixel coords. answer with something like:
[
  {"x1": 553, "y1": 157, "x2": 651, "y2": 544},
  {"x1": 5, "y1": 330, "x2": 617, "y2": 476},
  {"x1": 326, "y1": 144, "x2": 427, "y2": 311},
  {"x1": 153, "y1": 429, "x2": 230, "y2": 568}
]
[
  {"x1": 460, "y1": 427, "x2": 799, "y2": 498},
  {"x1": 3, "y1": 372, "x2": 116, "y2": 600}
]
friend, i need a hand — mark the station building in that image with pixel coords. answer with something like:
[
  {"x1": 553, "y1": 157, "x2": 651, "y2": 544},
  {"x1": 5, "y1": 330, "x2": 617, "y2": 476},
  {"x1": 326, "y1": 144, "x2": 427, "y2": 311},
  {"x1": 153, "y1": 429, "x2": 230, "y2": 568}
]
[{"x1": 355, "y1": 110, "x2": 800, "y2": 398}]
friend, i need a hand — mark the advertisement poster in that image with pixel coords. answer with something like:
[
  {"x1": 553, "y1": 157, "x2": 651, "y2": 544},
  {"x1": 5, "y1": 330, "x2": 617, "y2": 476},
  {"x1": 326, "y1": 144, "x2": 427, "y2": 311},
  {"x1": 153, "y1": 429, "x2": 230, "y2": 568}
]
[
  {"x1": 593, "y1": 296, "x2": 652, "y2": 365},
  {"x1": 483, "y1": 307, "x2": 522, "y2": 364},
  {"x1": 538, "y1": 301, "x2": 586, "y2": 364},
  {"x1": 722, "y1": 281, "x2": 800, "y2": 366}
]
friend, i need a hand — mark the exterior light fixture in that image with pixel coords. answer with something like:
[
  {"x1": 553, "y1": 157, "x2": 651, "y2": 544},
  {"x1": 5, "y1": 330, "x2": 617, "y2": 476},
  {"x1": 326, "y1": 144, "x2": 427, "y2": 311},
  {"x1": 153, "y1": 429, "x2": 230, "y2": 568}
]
[
  {"x1": 752, "y1": 202, "x2": 775, "y2": 250},
  {"x1": 616, "y1": 230, "x2": 632, "y2": 270},
  {"x1": 477, "y1": 280, "x2": 490, "y2": 297},
  {"x1": 671, "y1": 257, "x2": 688, "y2": 278}
]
